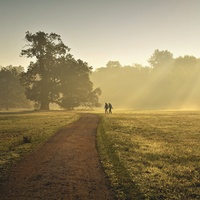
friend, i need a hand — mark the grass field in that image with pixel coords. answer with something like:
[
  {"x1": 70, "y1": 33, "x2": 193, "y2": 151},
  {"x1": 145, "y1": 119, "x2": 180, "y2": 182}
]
[
  {"x1": 0, "y1": 110, "x2": 79, "y2": 178},
  {"x1": 1, "y1": 109, "x2": 200, "y2": 199},
  {"x1": 97, "y1": 110, "x2": 200, "y2": 199}
]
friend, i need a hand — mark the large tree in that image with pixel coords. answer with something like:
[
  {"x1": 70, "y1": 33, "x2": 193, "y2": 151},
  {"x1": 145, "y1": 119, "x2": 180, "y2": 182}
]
[
  {"x1": 0, "y1": 66, "x2": 30, "y2": 110},
  {"x1": 21, "y1": 31, "x2": 101, "y2": 110},
  {"x1": 20, "y1": 31, "x2": 70, "y2": 110}
]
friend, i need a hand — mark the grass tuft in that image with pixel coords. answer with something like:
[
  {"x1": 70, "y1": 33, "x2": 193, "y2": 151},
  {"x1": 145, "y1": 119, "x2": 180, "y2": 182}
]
[{"x1": 23, "y1": 136, "x2": 32, "y2": 143}]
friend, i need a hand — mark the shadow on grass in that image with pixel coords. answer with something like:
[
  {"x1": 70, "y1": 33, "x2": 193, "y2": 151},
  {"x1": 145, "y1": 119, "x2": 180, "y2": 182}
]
[{"x1": 97, "y1": 116, "x2": 145, "y2": 200}]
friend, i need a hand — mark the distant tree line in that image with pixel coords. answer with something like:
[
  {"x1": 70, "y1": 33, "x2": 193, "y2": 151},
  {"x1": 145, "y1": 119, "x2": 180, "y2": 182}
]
[
  {"x1": 1, "y1": 32, "x2": 200, "y2": 110},
  {"x1": 91, "y1": 50, "x2": 200, "y2": 110},
  {"x1": 0, "y1": 65, "x2": 31, "y2": 110},
  {"x1": 0, "y1": 31, "x2": 101, "y2": 110}
]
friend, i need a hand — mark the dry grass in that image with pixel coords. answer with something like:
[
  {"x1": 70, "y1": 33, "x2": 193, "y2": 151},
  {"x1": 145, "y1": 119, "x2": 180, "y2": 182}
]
[
  {"x1": 97, "y1": 110, "x2": 200, "y2": 199},
  {"x1": 0, "y1": 110, "x2": 79, "y2": 177}
]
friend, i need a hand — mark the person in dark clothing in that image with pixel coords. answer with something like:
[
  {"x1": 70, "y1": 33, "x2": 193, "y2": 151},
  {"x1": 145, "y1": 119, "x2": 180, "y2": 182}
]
[
  {"x1": 108, "y1": 103, "x2": 113, "y2": 114},
  {"x1": 104, "y1": 102, "x2": 109, "y2": 114}
]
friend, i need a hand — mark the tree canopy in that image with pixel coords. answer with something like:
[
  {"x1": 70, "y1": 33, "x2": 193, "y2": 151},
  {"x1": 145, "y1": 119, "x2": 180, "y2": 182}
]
[
  {"x1": 2, "y1": 32, "x2": 200, "y2": 111},
  {"x1": 148, "y1": 49, "x2": 174, "y2": 68},
  {"x1": 20, "y1": 31, "x2": 101, "y2": 110},
  {"x1": 56, "y1": 56, "x2": 101, "y2": 109}
]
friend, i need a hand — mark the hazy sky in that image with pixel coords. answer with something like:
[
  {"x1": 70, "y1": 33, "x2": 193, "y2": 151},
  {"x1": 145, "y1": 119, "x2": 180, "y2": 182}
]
[{"x1": 0, "y1": 0, "x2": 200, "y2": 69}]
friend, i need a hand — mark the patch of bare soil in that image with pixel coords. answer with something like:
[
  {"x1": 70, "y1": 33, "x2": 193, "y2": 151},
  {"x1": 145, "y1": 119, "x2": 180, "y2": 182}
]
[{"x1": 0, "y1": 113, "x2": 115, "y2": 200}]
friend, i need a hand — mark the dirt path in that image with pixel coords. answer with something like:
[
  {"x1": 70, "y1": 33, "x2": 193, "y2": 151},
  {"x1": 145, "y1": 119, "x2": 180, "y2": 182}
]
[{"x1": 0, "y1": 113, "x2": 115, "y2": 200}]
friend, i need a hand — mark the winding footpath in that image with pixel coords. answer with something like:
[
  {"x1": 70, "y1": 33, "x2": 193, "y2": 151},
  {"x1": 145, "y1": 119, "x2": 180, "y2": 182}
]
[{"x1": 0, "y1": 113, "x2": 115, "y2": 200}]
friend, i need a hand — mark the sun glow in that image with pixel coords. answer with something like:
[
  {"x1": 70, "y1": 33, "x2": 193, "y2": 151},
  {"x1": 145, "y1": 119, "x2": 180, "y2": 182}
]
[{"x1": 92, "y1": 55, "x2": 200, "y2": 111}]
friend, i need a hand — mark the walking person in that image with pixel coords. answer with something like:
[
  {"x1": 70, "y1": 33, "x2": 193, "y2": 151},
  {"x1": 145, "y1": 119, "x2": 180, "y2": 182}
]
[
  {"x1": 104, "y1": 102, "x2": 108, "y2": 114},
  {"x1": 108, "y1": 103, "x2": 113, "y2": 114}
]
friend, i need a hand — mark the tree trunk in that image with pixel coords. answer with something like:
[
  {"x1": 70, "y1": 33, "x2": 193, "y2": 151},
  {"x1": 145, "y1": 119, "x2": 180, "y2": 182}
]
[
  {"x1": 5, "y1": 100, "x2": 9, "y2": 110},
  {"x1": 40, "y1": 101, "x2": 50, "y2": 110}
]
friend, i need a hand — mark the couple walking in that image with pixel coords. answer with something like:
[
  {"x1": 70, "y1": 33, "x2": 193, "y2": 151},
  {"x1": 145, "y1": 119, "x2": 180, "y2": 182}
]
[{"x1": 104, "y1": 102, "x2": 113, "y2": 114}]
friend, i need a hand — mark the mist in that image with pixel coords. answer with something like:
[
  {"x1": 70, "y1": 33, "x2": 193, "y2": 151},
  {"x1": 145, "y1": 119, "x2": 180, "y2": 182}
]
[{"x1": 91, "y1": 50, "x2": 200, "y2": 110}]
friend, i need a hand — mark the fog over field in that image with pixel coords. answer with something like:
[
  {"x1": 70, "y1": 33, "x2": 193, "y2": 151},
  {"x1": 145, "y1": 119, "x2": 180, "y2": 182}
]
[
  {"x1": 0, "y1": 1, "x2": 200, "y2": 111},
  {"x1": 91, "y1": 54, "x2": 200, "y2": 110}
]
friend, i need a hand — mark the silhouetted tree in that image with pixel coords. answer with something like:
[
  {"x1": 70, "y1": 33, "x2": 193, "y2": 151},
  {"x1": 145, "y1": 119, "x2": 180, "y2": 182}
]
[
  {"x1": 0, "y1": 66, "x2": 30, "y2": 110},
  {"x1": 20, "y1": 31, "x2": 70, "y2": 110},
  {"x1": 20, "y1": 31, "x2": 101, "y2": 110}
]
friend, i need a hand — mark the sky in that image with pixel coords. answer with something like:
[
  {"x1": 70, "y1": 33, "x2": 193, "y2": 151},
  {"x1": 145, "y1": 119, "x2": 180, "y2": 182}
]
[{"x1": 0, "y1": 0, "x2": 200, "y2": 70}]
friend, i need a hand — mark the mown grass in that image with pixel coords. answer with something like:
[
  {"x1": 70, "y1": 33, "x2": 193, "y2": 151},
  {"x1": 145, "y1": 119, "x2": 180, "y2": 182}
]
[
  {"x1": 97, "y1": 110, "x2": 200, "y2": 199},
  {"x1": 0, "y1": 110, "x2": 79, "y2": 178}
]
